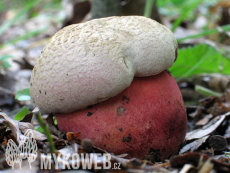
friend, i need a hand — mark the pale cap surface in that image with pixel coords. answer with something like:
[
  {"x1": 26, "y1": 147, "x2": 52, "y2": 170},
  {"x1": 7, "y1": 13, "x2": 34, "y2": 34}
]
[{"x1": 30, "y1": 16, "x2": 178, "y2": 114}]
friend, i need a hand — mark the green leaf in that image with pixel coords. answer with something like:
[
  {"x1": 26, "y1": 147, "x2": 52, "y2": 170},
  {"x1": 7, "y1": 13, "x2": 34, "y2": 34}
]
[
  {"x1": 0, "y1": 55, "x2": 12, "y2": 69},
  {"x1": 170, "y1": 44, "x2": 230, "y2": 81},
  {"x1": 35, "y1": 126, "x2": 44, "y2": 133},
  {"x1": 171, "y1": 0, "x2": 204, "y2": 32},
  {"x1": 15, "y1": 88, "x2": 31, "y2": 101},
  {"x1": 0, "y1": 0, "x2": 42, "y2": 35},
  {"x1": 157, "y1": 0, "x2": 219, "y2": 23},
  {"x1": 53, "y1": 116, "x2": 58, "y2": 125},
  {"x1": 14, "y1": 106, "x2": 30, "y2": 120}
]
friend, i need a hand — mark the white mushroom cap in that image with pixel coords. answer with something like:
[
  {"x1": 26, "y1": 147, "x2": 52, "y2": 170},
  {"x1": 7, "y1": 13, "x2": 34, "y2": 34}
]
[{"x1": 30, "y1": 16, "x2": 178, "y2": 114}]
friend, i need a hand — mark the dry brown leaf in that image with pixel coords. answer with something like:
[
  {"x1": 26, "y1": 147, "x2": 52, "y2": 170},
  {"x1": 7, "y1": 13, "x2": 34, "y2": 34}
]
[
  {"x1": 196, "y1": 114, "x2": 213, "y2": 126},
  {"x1": 66, "y1": 132, "x2": 81, "y2": 142},
  {"x1": 0, "y1": 110, "x2": 47, "y2": 142},
  {"x1": 180, "y1": 135, "x2": 210, "y2": 154},
  {"x1": 210, "y1": 0, "x2": 230, "y2": 13},
  {"x1": 198, "y1": 159, "x2": 214, "y2": 173},
  {"x1": 46, "y1": 114, "x2": 60, "y2": 136},
  {"x1": 186, "y1": 112, "x2": 230, "y2": 140},
  {"x1": 180, "y1": 164, "x2": 196, "y2": 173}
]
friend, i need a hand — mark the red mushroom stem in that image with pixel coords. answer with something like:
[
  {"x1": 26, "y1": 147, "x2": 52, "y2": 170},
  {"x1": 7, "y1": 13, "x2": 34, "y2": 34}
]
[{"x1": 56, "y1": 70, "x2": 187, "y2": 160}]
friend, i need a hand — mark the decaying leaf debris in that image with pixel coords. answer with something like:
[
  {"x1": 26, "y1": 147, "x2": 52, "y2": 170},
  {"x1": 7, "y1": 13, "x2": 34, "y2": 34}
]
[{"x1": 0, "y1": 90, "x2": 230, "y2": 172}]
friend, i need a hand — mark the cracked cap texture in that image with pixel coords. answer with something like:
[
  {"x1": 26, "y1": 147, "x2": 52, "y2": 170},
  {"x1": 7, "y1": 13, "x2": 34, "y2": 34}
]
[{"x1": 30, "y1": 16, "x2": 178, "y2": 114}]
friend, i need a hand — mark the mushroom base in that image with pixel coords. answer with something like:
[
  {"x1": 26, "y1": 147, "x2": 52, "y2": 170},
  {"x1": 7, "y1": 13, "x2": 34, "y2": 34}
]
[{"x1": 56, "y1": 70, "x2": 187, "y2": 160}]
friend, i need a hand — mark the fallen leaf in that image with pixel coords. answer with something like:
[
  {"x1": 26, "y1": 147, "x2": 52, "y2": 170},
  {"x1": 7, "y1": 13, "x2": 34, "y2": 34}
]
[
  {"x1": 196, "y1": 114, "x2": 213, "y2": 126},
  {"x1": 0, "y1": 110, "x2": 47, "y2": 142},
  {"x1": 186, "y1": 112, "x2": 230, "y2": 140},
  {"x1": 198, "y1": 159, "x2": 214, "y2": 173},
  {"x1": 208, "y1": 135, "x2": 228, "y2": 151},
  {"x1": 180, "y1": 164, "x2": 196, "y2": 173},
  {"x1": 180, "y1": 135, "x2": 209, "y2": 154},
  {"x1": 66, "y1": 132, "x2": 81, "y2": 142}
]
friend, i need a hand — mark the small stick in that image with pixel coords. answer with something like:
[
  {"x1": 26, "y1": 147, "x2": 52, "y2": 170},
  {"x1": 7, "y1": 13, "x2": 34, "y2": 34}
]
[{"x1": 0, "y1": 86, "x2": 14, "y2": 95}]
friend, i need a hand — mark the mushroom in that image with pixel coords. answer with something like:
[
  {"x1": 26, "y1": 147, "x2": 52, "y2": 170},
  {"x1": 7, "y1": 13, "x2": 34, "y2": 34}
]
[{"x1": 30, "y1": 16, "x2": 187, "y2": 160}]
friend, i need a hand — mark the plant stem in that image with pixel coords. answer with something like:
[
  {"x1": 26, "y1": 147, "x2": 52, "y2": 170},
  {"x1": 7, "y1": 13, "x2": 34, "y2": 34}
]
[
  {"x1": 0, "y1": 27, "x2": 48, "y2": 49},
  {"x1": 172, "y1": 0, "x2": 204, "y2": 32},
  {"x1": 0, "y1": 0, "x2": 42, "y2": 35},
  {"x1": 34, "y1": 111, "x2": 56, "y2": 154},
  {"x1": 177, "y1": 24, "x2": 230, "y2": 43},
  {"x1": 144, "y1": 0, "x2": 155, "y2": 18},
  {"x1": 195, "y1": 85, "x2": 222, "y2": 97}
]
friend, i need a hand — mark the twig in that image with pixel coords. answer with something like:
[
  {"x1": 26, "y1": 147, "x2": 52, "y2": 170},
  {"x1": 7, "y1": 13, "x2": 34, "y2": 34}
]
[{"x1": 0, "y1": 86, "x2": 14, "y2": 95}]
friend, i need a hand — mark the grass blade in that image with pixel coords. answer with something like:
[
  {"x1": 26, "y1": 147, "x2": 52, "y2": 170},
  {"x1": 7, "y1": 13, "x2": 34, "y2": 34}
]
[
  {"x1": 177, "y1": 24, "x2": 230, "y2": 42},
  {"x1": 144, "y1": 0, "x2": 155, "y2": 18},
  {"x1": 0, "y1": 0, "x2": 42, "y2": 35},
  {"x1": 171, "y1": 0, "x2": 204, "y2": 32}
]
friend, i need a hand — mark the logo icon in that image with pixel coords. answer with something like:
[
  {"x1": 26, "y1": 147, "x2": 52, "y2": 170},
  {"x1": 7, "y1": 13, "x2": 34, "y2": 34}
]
[{"x1": 5, "y1": 129, "x2": 38, "y2": 169}]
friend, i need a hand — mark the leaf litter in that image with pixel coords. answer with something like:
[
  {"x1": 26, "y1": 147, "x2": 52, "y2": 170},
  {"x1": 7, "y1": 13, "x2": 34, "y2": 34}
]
[
  {"x1": 0, "y1": 91, "x2": 230, "y2": 172},
  {"x1": 1, "y1": 1, "x2": 230, "y2": 172}
]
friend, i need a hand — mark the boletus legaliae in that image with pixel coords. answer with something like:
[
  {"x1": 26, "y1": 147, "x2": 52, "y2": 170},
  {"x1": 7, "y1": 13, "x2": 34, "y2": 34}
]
[{"x1": 30, "y1": 16, "x2": 187, "y2": 160}]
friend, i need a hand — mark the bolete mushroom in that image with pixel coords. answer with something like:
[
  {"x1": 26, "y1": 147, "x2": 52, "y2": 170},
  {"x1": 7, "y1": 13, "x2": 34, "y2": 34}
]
[{"x1": 30, "y1": 16, "x2": 187, "y2": 160}]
